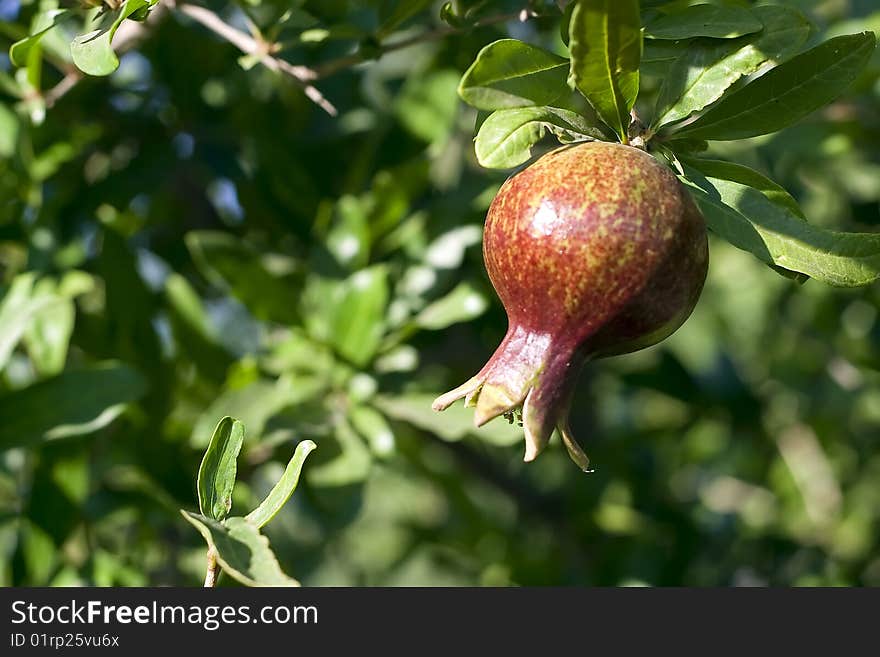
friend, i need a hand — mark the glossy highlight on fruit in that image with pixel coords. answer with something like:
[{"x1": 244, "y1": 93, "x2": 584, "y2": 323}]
[{"x1": 433, "y1": 142, "x2": 709, "y2": 470}]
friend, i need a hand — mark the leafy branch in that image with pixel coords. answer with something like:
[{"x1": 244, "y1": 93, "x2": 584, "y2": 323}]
[
  {"x1": 170, "y1": 0, "x2": 337, "y2": 116},
  {"x1": 8, "y1": 0, "x2": 536, "y2": 117},
  {"x1": 183, "y1": 416, "x2": 316, "y2": 587}
]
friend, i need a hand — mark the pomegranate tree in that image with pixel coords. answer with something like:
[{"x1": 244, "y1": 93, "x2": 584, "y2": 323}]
[{"x1": 433, "y1": 142, "x2": 709, "y2": 470}]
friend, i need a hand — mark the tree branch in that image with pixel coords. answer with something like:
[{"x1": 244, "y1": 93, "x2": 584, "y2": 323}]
[
  {"x1": 172, "y1": 1, "x2": 336, "y2": 115},
  {"x1": 41, "y1": 2, "x2": 535, "y2": 116},
  {"x1": 312, "y1": 10, "x2": 530, "y2": 79}
]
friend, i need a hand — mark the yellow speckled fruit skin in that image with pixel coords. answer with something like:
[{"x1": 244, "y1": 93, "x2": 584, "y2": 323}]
[{"x1": 434, "y1": 142, "x2": 708, "y2": 470}]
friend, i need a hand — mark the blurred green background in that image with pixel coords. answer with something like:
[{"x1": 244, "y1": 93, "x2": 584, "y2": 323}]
[{"x1": 1, "y1": 0, "x2": 879, "y2": 586}]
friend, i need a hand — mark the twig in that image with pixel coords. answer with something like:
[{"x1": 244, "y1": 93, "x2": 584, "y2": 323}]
[
  {"x1": 203, "y1": 548, "x2": 219, "y2": 587},
  {"x1": 312, "y1": 10, "x2": 529, "y2": 79},
  {"x1": 41, "y1": 7, "x2": 160, "y2": 108},
  {"x1": 44, "y1": 70, "x2": 82, "y2": 108},
  {"x1": 173, "y1": 2, "x2": 337, "y2": 116}
]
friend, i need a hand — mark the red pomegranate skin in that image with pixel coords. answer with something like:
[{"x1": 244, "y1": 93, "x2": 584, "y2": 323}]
[{"x1": 433, "y1": 142, "x2": 708, "y2": 470}]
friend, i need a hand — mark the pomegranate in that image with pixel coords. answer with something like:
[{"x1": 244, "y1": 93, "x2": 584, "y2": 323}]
[{"x1": 432, "y1": 142, "x2": 709, "y2": 470}]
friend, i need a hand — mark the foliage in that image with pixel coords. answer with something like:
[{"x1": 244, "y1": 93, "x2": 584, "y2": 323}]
[
  {"x1": 0, "y1": 0, "x2": 879, "y2": 586},
  {"x1": 184, "y1": 416, "x2": 314, "y2": 586}
]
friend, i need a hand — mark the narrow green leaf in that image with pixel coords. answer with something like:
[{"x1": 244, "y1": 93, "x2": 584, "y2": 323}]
[
  {"x1": 185, "y1": 231, "x2": 301, "y2": 325},
  {"x1": 9, "y1": 10, "x2": 70, "y2": 67},
  {"x1": 378, "y1": 0, "x2": 433, "y2": 38},
  {"x1": 0, "y1": 102, "x2": 19, "y2": 158},
  {"x1": 652, "y1": 5, "x2": 810, "y2": 130},
  {"x1": 191, "y1": 378, "x2": 315, "y2": 449},
  {"x1": 682, "y1": 158, "x2": 805, "y2": 219},
  {"x1": 645, "y1": 4, "x2": 762, "y2": 40},
  {"x1": 22, "y1": 273, "x2": 95, "y2": 377},
  {"x1": 0, "y1": 362, "x2": 147, "y2": 451},
  {"x1": 327, "y1": 266, "x2": 389, "y2": 367},
  {"x1": 245, "y1": 440, "x2": 316, "y2": 528},
  {"x1": 474, "y1": 106, "x2": 604, "y2": 169},
  {"x1": 349, "y1": 405, "x2": 395, "y2": 456},
  {"x1": 71, "y1": 0, "x2": 152, "y2": 76},
  {"x1": 395, "y1": 69, "x2": 460, "y2": 143},
  {"x1": 306, "y1": 416, "x2": 371, "y2": 487},
  {"x1": 568, "y1": 0, "x2": 641, "y2": 140},
  {"x1": 681, "y1": 163, "x2": 880, "y2": 286},
  {"x1": 673, "y1": 32, "x2": 877, "y2": 141},
  {"x1": 197, "y1": 417, "x2": 245, "y2": 521},
  {"x1": 640, "y1": 39, "x2": 687, "y2": 77},
  {"x1": 181, "y1": 512, "x2": 298, "y2": 586},
  {"x1": 0, "y1": 274, "x2": 58, "y2": 371},
  {"x1": 415, "y1": 282, "x2": 488, "y2": 329},
  {"x1": 458, "y1": 39, "x2": 570, "y2": 110}
]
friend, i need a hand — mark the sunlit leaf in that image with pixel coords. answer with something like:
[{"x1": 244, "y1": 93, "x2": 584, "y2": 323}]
[
  {"x1": 349, "y1": 406, "x2": 395, "y2": 456},
  {"x1": 9, "y1": 10, "x2": 70, "y2": 68},
  {"x1": 415, "y1": 282, "x2": 488, "y2": 330},
  {"x1": 395, "y1": 70, "x2": 460, "y2": 143},
  {"x1": 652, "y1": 5, "x2": 810, "y2": 130},
  {"x1": 0, "y1": 362, "x2": 147, "y2": 450},
  {"x1": 645, "y1": 4, "x2": 762, "y2": 40},
  {"x1": 306, "y1": 416, "x2": 371, "y2": 487},
  {"x1": 245, "y1": 440, "x2": 316, "y2": 528},
  {"x1": 181, "y1": 512, "x2": 298, "y2": 586},
  {"x1": 326, "y1": 266, "x2": 389, "y2": 367},
  {"x1": 197, "y1": 417, "x2": 245, "y2": 521},
  {"x1": 474, "y1": 106, "x2": 604, "y2": 169},
  {"x1": 71, "y1": 0, "x2": 154, "y2": 76},
  {"x1": 568, "y1": 0, "x2": 641, "y2": 140},
  {"x1": 681, "y1": 161, "x2": 880, "y2": 286},
  {"x1": 458, "y1": 39, "x2": 570, "y2": 110},
  {"x1": 673, "y1": 33, "x2": 877, "y2": 141}
]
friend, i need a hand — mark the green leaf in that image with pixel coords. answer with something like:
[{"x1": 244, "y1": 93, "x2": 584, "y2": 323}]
[
  {"x1": 326, "y1": 266, "x2": 389, "y2": 367},
  {"x1": 378, "y1": 0, "x2": 433, "y2": 38},
  {"x1": 568, "y1": 0, "x2": 641, "y2": 140},
  {"x1": 673, "y1": 32, "x2": 877, "y2": 141},
  {"x1": 652, "y1": 5, "x2": 810, "y2": 130},
  {"x1": 185, "y1": 231, "x2": 301, "y2": 325},
  {"x1": 681, "y1": 162, "x2": 880, "y2": 287},
  {"x1": 374, "y1": 394, "x2": 523, "y2": 447},
  {"x1": 181, "y1": 512, "x2": 298, "y2": 586},
  {"x1": 415, "y1": 282, "x2": 488, "y2": 330},
  {"x1": 0, "y1": 103, "x2": 19, "y2": 158},
  {"x1": 349, "y1": 405, "x2": 395, "y2": 456},
  {"x1": 197, "y1": 417, "x2": 245, "y2": 522},
  {"x1": 327, "y1": 195, "x2": 370, "y2": 270},
  {"x1": 306, "y1": 416, "x2": 371, "y2": 487},
  {"x1": 395, "y1": 70, "x2": 460, "y2": 143},
  {"x1": 22, "y1": 272, "x2": 95, "y2": 377},
  {"x1": 682, "y1": 158, "x2": 805, "y2": 220},
  {"x1": 71, "y1": 0, "x2": 154, "y2": 76},
  {"x1": 644, "y1": 4, "x2": 762, "y2": 40},
  {"x1": 0, "y1": 274, "x2": 59, "y2": 371},
  {"x1": 458, "y1": 39, "x2": 570, "y2": 111},
  {"x1": 640, "y1": 39, "x2": 687, "y2": 77},
  {"x1": 474, "y1": 106, "x2": 604, "y2": 169},
  {"x1": 191, "y1": 377, "x2": 319, "y2": 449},
  {"x1": 245, "y1": 440, "x2": 315, "y2": 528},
  {"x1": 423, "y1": 225, "x2": 482, "y2": 270},
  {"x1": 9, "y1": 10, "x2": 70, "y2": 67},
  {"x1": 0, "y1": 362, "x2": 147, "y2": 451}
]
